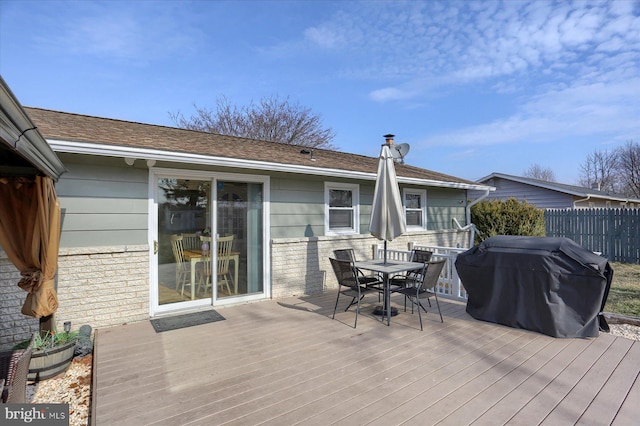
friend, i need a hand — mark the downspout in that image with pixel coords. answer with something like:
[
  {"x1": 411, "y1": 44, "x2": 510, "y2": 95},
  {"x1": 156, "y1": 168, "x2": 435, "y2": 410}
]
[
  {"x1": 453, "y1": 189, "x2": 491, "y2": 247},
  {"x1": 573, "y1": 195, "x2": 591, "y2": 209}
]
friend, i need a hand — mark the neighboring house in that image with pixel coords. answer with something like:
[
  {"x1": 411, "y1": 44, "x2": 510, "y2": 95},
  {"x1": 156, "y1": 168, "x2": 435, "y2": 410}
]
[
  {"x1": 1, "y1": 101, "x2": 493, "y2": 347},
  {"x1": 474, "y1": 172, "x2": 640, "y2": 209}
]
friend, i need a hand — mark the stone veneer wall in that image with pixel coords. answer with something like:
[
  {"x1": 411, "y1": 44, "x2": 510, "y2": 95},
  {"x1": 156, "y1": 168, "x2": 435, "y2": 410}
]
[
  {"x1": 0, "y1": 245, "x2": 149, "y2": 350},
  {"x1": 270, "y1": 229, "x2": 471, "y2": 299}
]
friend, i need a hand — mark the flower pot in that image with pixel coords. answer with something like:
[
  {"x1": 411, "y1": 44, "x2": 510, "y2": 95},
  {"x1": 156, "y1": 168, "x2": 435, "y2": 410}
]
[{"x1": 28, "y1": 341, "x2": 76, "y2": 381}]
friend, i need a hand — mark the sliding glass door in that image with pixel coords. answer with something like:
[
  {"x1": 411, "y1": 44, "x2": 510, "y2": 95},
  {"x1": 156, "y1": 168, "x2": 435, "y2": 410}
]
[{"x1": 152, "y1": 170, "x2": 267, "y2": 312}]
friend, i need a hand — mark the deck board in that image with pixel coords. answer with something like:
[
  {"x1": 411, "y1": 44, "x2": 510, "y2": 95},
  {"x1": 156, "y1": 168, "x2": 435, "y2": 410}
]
[{"x1": 92, "y1": 294, "x2": 640, "y2": 425}]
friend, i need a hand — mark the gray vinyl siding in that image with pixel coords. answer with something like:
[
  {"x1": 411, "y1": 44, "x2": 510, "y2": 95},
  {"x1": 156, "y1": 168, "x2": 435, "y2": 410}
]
[
  {"x1": 270, "y1": 177, "x2": 467, "y2": 239},
  {"x1": 54, "y1": 153, "x2": 470, "y2": 244},
  {"x1": 270, "y1": 176, "x2": 377, "y2": 239},
  {"x1": 55, "y1": 154, "x2": 149, "y2": 247},
  {"x1": 484, "y1": 178, "x2": 573, "y2": 209},
  {"x1": 423, "y1": 187, "x2": 467, "y2": 230}
]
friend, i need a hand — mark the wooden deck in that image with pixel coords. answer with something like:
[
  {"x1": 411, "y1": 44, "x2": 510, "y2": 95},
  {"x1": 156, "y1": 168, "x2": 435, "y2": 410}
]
[{"x1": 92, "y1": 293, "x2": 640, "y2": 425}]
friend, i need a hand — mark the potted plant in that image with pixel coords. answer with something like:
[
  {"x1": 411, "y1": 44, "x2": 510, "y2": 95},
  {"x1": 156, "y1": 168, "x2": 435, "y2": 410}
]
[{"x1": 14, "y1": 327, "x2": 78, "y2": 381}]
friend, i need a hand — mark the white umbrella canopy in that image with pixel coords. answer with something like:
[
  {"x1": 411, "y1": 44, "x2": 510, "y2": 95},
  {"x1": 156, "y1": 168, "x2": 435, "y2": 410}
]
[{"x1": 369, "y1": 144, "x2": 406, "y2": 263}]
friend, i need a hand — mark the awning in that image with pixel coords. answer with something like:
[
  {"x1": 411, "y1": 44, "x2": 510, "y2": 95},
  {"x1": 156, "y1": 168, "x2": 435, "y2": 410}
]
[{"x1": 0, "y1": 76, "x2": 66, "y2": 180}]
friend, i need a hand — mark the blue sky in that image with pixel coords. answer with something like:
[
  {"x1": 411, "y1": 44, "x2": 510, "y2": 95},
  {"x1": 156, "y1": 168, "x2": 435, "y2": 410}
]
[{"x1": 1, "y1": 0, "x2": 639, "y2": 184}]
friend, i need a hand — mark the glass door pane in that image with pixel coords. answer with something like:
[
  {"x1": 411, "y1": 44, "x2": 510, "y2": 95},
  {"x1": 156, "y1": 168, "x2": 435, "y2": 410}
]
[
  {"x1": 157, "y1": 178, "x2": 211, "y2": 305},
  {"x1": 216, "y1": 181, "x2": 263, "y2": 297}
]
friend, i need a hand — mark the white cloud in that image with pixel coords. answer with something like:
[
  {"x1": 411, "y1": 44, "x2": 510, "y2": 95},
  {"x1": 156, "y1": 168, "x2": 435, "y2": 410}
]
[
  {"x1": 422, "y1": 76, "x2": 640, "y2": 148},
  {"x1": 286, "y1": 0, "x2": 635, "y2": 105},
  {"x1": 30, "y1": 2, "x2": 202, "y2": 62}
]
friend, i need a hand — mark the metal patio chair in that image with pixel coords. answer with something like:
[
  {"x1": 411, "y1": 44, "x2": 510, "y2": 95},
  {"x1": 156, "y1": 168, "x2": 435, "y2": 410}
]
[
  {"x1": 330, "y1": 257, "x2": 378, "y2": 328},
  {"x1": 390, "y1": 248, "x2": 433, "y2": 305},
  {"x1": 333, "y1": 249, "x2": 383, "y2": 288},
  {"x1": 391, "y1": 259, "x2": 445, "y2": 330}
]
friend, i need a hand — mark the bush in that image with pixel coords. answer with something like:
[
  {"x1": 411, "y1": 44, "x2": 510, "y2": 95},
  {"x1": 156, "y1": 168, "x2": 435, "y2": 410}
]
[{"x1": 471, "y1": 198, "x2": 545, "y2": 244}]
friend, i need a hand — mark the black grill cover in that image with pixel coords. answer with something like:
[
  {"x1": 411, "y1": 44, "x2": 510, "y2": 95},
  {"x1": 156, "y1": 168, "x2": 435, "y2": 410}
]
[{"x1": 455, "y1": 236, "x2": 613, "y2": 338}]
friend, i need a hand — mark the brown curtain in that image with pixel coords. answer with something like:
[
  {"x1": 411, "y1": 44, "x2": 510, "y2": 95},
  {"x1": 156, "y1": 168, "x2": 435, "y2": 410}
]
[{"x1": 0, "y1": 176, "x2": 60, "y2": 317}]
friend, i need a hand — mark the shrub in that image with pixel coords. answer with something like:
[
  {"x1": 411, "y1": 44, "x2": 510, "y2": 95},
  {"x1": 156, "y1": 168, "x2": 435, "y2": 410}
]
[{"x1": 471, "y1": 198, "x2": 545, "y2": 244}]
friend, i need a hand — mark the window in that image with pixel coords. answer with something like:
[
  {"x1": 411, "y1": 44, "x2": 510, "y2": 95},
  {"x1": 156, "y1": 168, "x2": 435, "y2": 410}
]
[
  {"x1": 325, "y1": 182, "x2": 359, "y2": 235},
  {"x1": 403, "y1": 189, "x2": 427, "y2": 230}
]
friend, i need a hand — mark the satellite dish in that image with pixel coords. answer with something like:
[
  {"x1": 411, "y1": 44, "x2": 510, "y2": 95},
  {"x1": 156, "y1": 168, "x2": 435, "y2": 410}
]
[{"x1": 392, "y1": 143, "x2": 410, "y2": 163}]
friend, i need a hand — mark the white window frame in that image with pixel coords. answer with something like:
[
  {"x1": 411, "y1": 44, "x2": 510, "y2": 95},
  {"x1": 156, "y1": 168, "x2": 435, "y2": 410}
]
[
  {"x1": 403, "y1": 188, "x2": 427, "y2": 230},
  {"x1": 324, "y1": 182, "x2": 360, "y2": 235}
]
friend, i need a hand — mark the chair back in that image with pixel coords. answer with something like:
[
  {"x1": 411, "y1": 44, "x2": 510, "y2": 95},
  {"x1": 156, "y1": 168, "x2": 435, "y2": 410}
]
[
  {"x1": 0, "y1": 332, "x2": 35, "y2": 403},
  {"x1": 419, "y1": 259, "x2": 446, "y2": 292},
  {"x1": 404, "y1": 249, "x2": 433, "y2": 281},
  {"x1": 198, "y1": 236, "x2": 213, "y2": 276},
  {"x1": 333, "y1": 249, "x2": 356, "y2": 262},
  {"x1": 170, "y1": 235, "x2": 187, "y2": 272},
  {"x1": 411, "y1": 249, "x2": 433, "y2": 264},
  {"x1": 182, "y1": 233, "x2": 200, "y2": 251},
  {"x1": 217, "y1": 235, "x2": 234, "y2": 275},
  {"x1": 329, "y1": 258, "x2": 359, "y2": 289}
]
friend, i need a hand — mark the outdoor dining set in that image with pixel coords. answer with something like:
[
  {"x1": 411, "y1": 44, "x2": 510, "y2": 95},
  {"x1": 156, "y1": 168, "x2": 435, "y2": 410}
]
[{"x1": 329, "y1": 248, "x2": 445, "y2": 330}]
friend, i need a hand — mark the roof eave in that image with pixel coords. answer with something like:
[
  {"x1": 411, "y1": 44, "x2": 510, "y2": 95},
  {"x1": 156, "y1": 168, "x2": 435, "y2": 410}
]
[
  {"x1": 0, "y1": 78, "x2": 67, "y2": 180},
  {"x1": 48, "y1": 139, "x2": 494, "y2": 191}
]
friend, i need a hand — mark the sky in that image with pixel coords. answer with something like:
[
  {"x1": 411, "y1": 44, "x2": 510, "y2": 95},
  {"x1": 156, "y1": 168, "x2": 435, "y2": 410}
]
[{"x1": 1, "y1": 0, "x2": 639, "y2": 184}]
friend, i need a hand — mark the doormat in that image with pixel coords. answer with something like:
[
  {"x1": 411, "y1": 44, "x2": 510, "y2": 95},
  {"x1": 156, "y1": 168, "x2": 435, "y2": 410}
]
[{"x1": 150, "y1": 310, "x2": 225, "y2": 333}]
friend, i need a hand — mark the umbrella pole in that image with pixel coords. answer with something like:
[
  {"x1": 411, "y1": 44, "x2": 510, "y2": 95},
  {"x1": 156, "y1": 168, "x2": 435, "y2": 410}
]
[{"x1": 384, "y1": 240, "x2": 387, "y2": 264}]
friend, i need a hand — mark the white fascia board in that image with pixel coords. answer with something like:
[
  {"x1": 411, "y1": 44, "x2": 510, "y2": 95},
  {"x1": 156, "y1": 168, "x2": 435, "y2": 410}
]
[{"x1": 48, "y1": 139, "x2": 494, "y2": 191}]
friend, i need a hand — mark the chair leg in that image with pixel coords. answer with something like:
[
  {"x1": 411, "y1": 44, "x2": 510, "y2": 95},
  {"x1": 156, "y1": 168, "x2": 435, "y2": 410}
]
[
  {"x1": 417, "y1": 298, "x2": 423, "y2": 331},
  {"x1": 434, "y1": 292, "x2": 443, "y2": 323},
  {"x1": 332, "y1": 290, "x2": 341, "y2": 319},
  {"x1": 354, "y1": 290, "x2": 362, "y2": 328}
]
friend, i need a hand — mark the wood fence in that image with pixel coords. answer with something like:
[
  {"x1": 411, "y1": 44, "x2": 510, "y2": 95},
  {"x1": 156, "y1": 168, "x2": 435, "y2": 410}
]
[{"x1": 545, "y1": 208, "x2": 640, "y2": 263}]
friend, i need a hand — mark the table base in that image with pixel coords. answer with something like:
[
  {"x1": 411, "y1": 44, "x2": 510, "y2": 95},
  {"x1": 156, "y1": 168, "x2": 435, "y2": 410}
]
[{"x1": 373, "y1": 306, "x2": 399, "y2": 317}]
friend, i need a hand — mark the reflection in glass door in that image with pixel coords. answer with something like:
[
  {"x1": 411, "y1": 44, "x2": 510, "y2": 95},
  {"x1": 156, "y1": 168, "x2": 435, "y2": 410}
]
[
  {"x1": 155, "y1": 176, "x2": 264, "y2": 307},
  {"x1": 216, "y1": 181, "x2": 263, "y2": 296},
  {"x1": 156, "y1": 178, "x2": 211, "y2": 305}
]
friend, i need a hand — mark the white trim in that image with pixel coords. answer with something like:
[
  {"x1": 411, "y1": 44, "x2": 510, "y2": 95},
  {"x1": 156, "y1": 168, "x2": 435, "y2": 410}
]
[
  {"x1": 403, "y1": 188, "x2": 427, "y2": 231},
  {"x1": 324, "y1": 181, "x2": 360, "y2": 236},
  {"x1": 47, "y1": 139, "x2": 492, "y2": 191}
]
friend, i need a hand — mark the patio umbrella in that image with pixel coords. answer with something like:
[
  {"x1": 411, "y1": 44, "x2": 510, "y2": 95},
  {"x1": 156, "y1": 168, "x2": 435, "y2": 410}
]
[{"x1": 369, "y1": 143, "x2": 406, "y2": 263}]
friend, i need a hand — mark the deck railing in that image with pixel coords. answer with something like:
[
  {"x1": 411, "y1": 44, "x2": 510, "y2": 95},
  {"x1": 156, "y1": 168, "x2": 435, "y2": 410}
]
[{"x1": 373, "y1": 244, "x2": 468, "y2": 301}]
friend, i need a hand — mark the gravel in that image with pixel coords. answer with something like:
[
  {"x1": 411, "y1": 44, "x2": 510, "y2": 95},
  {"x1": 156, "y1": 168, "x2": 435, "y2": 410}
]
[
  {"x1": 609, "y1": 323, "x2": 640, "y2": 341},
  {"x1": 26, "y1": 355, "x2": 92, "y2": 426}
]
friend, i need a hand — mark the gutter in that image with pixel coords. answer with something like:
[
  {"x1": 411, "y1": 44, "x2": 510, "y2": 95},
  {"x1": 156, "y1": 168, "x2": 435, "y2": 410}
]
[
  {"x1": 0, "y1": 77, "x2": 67, "y2": 180},
  {"x1": 453, "y1": 188, "x2": 492, "y2": 247}
]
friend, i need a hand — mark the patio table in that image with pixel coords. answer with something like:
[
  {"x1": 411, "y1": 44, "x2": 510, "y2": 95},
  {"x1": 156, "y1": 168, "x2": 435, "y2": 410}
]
[{"x1": 353, "y1": 260, "x2": 424, "y2": 326}]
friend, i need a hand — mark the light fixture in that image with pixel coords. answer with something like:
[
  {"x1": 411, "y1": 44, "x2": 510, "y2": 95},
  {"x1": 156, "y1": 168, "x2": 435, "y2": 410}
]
[
  {"x1": 124, "y1": 157, "x2": 135, "y2": 166},
  {"x1": 64, "y1": 321, "x2": 71, "y2": 332}
]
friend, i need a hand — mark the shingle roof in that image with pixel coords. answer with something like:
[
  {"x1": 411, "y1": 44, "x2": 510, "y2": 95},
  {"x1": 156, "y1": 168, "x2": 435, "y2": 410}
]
[
  {"x1": 478, "y1": 172, "x2": 640, "y2": 203},
  {"x1": 25, "y1": 107, "x2": 479, "y2": 187}
]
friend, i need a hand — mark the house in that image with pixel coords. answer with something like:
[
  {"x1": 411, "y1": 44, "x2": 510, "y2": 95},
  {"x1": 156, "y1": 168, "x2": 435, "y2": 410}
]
[
  {"x1": 475, "y1": 172, "x2": 640, "y2": 209},
  {"x1": 1, "y1": 101, "x2": 493, "y2": 348}
]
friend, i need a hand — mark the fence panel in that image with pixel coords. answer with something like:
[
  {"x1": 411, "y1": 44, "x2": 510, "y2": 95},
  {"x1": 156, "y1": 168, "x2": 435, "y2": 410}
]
[{"x1": 545, "y1": 208, "x2": 640, "y2": 263}]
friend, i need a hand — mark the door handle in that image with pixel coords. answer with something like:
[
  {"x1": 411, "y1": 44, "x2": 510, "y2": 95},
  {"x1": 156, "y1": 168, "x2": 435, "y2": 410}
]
[{"x1": 154, "y1": 240, "x2": 158, "y2": 254}]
